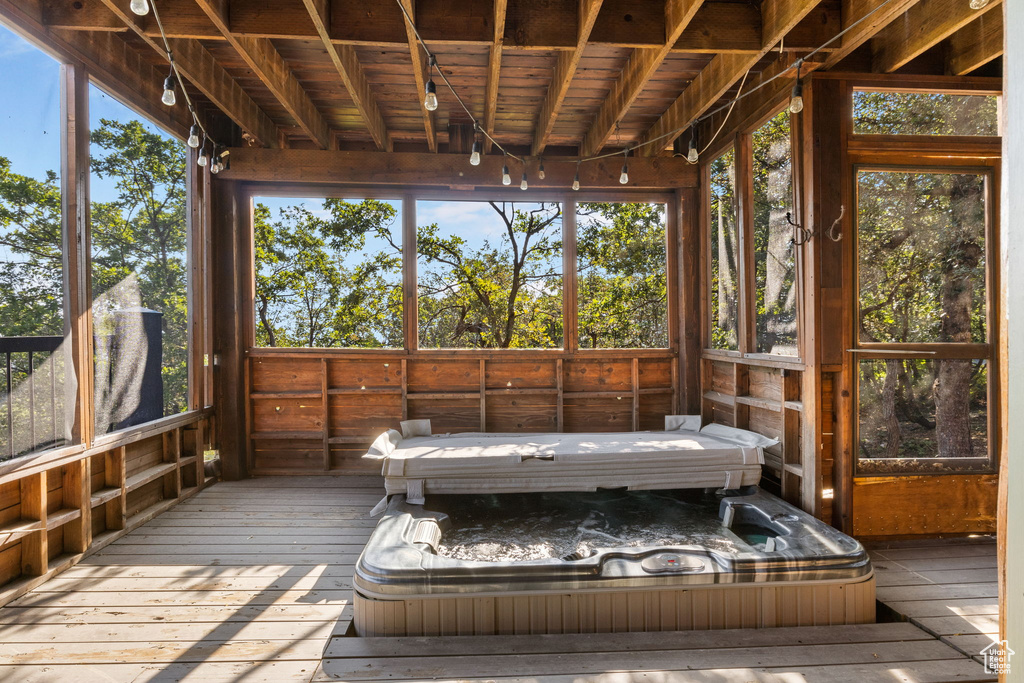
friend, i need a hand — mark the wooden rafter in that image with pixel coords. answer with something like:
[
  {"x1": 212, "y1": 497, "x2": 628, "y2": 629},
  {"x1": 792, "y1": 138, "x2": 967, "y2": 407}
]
[
  {"x1": 820, "y1": 0, "x2": 922, "y2": 69},
  {"x1": 947, "y1": 10, "x2": 1003, "y2": 76},
  {"x1": 93, "y1": 0, "x2": 278, "y2": 147},
  {"x1": 302, "y1": 0, "x2": 393, "y2": 151},
  {"x1": 194, "y1": 0, "x2": 330, "y2": 149},
  {"x1": 482, "y1": 0, "x2": 508, "y2": 153},
  {"x1": 398, "y1": 0, "x2": 436, "y2": 152},
  {"x1": 637, "y1": 0, "x2": 824, "y2": 156},
  {"x1": 872, "y1": 0, "x2": 1002, "y2": 73},
  {"x1": 41, "y1": 1, "x2": 839, "y2": 56},
  {"x1": 579, "y1": 0, "x2": 706, "y2": 157},
  {"x1": 531, "y1": 0, "x2": 604, "y2": 156}
]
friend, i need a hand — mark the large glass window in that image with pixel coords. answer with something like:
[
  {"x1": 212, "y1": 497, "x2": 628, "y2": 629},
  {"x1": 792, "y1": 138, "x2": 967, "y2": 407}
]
[
  {"x1": 90, "y1": 86, "x2": 189, "y2": 434},
  {"x1": 252, "y1": 196, "x2": 402, "y2": 348},
  {"x1": 856, "y1": 168, "x2": 991, "y2": 473},
  {"x1": 709, "y1": 148, "x2": 739, "y2": 350},
  {"x1": 752, "y1": 110, "x2": 797, "y2": 356},
  {"x1": 417, "y1": 200, "x2": 562, "y2": 349},
  {"x1": 853, "y1": 90, "x2": 999, "y2": 136},
  {"x1": 576, "y1": 202, "x2": 668, "y2": 348},
  {"x1": 0, "y1": 25, "x2": 67, "y2": 459}
]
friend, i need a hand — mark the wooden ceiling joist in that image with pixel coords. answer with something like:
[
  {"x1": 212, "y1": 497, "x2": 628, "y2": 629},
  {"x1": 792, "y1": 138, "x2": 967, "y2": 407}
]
[
  {"x1": 39, "y1": 1, "x2": 839, "y2": 56},
  {"x1": 637, "y1": 0, "x2": 824, "y2": 156},
  {"x1": 947, "y1": 10, "x2": 1003, "y2": 76},
  {"x1": 579, "y1": 0, "x2": 706, "y2": 158},
  {"x1": 398, "y1": 0, "x2": 436, "y2": 152},
  {"x1": 872, "y1": 0, "x2": 1002, "y2": 73},
  {"x1": 531, "y1": 0, "x2": 604, "y2": 156},
  {"x1": 94, "y1": 0, "x2": 278, "y2": 147},
  {"x1": 302, "y1": 0, "x2": 392, "y2": 151},
  {"x1": 194, "y1": 0, "x2": 330, "y2": 149},
  {"x1": 482, "y1": 0, "x2": 508, "y2": 153},
  {"x1": 820, "y1": 0, "x2": 921, "y2": 69}
]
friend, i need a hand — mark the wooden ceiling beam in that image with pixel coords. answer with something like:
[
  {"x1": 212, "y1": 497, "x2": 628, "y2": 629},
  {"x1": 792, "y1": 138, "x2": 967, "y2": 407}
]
[
  {"x1": 91, "y1": 0, "x2": 278, "y2": 147},
  {"x1": 580, "y1": 0, "x2": 706, "y2": 158},
  {"x1": 872, "y1": 0, "x2": 1002, "y2": 73},
  {"x1": 638, "y1": 0, "x2": 823, "y2": 156},
  {"x1": 482, "y1": 0, "x2": 508, "y2": 153},
  {"x1": 194, "y1": 0, "x2": 330, "y2": 149},
  {"x1": 40, "y1": 0, "x2": 838, "y2": 55},
  {"x1": 531, "y1": 0, "x2": 604, "y2": 156},
  {"x1": 818, "y1": 0, "x2": 921, "y2": 69},
  {"x1": 398, "y1": 0, "x2": 436, "y2": 152},
  {"x1": 946, "y1": 10, "x2": 1003, "y2": 75},
  {"x1": 303, "y1": 0, "x2": 392, "y2": 151}
]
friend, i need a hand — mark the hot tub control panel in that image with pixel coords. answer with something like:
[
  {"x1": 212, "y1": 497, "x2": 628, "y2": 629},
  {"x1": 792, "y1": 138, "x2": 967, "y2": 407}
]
[{"x1": 640, "y1": 553, "x2": 706, "y2": 574}]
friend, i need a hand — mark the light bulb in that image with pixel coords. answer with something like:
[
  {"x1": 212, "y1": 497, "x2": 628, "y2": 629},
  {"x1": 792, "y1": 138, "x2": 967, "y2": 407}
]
[
  {"x1": 501, "y1": 163, "x2": 511, "y2": 185},
  {"x1": 197, "y1": 151, "x2": 208, "y2": 167},
  {"x1": 162, "y1": 76, "x2": 176, "y2": 107},
  {"x1": 187, "y1": 125, "x2": 201, "y2": 149},
  {"x1": 572, "y1": 168, "x2": 580, "y2": 191},
  {"x1": 538, "y1": 161, "x2": 545, "y2": 180},
  {"x1": 210, "y1": 161, "x2": 220, "y2": 175},
  {"x1": 619, "y1": 163, "x2": 629, "y2": 185},
  {"x1": 129, "y1": 0, "x2": 150, "y2": 16},
  {"x1": 969, "y1": 0, "x2": 989, "y2": 8},
  {"x1": 789, "y1": 80, "x2": 804, "y2": 114},
  {"x1": 469, "y1": 140, "x2": 481, "y2": 166},
  {"x1": 520, "y1": 172, "x2": 528, "y2": 191},
  {"x1": 686, "y1": 139, "x2": 699, "y2": 164},
  {"x1": 424, "y1": 80, "x2": 438, "y2": 111}
]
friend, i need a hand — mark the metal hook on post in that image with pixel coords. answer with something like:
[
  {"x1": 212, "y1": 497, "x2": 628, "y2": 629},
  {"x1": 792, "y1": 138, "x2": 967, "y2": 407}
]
[{"x1": 786, "y1": 212, "x2": 811, "y2": 246}]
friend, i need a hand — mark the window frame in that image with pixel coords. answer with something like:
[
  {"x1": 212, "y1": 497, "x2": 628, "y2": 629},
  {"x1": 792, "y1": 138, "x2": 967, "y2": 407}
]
[
  {"x1": 851, "y1": 162, "x2": 999, "y2": 476},
  {"x1": 244, "y1": 186, "x2": 678, "y2": 355}
]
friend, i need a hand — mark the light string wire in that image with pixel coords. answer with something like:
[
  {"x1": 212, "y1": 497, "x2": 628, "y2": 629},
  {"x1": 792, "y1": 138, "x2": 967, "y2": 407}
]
[
  {"x1": 393, "y1": 0, "x2": 900, "y2": 165},
  {"x1": 149, "y1": 0, "x2": 223, "y2": 161}
]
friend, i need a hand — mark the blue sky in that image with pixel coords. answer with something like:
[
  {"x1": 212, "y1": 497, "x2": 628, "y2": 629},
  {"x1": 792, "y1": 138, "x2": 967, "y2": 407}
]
[{"x1": 0, "y1": 22, "x2": 180, "y2": 203}]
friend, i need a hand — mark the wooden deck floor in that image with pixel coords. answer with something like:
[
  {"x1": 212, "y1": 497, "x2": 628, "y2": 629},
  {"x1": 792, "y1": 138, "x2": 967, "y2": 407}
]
[{"x1": 0, "y1": 476, "x2": 998, "y2": 682}]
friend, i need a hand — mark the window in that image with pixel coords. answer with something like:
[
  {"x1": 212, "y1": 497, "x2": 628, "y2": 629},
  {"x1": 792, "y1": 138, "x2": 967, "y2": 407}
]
[
  {"x1": 577, "y1": 202, "x2": 668, "y2": 348},
  {"x1": 417, "y1": 200, "x2": 562, "y2": 349},
  {"x1": 0, "y1": 25, "x2": 67, "y2": 459},
  {"x1": 853, "y1": 90, "x2": 999, "y2": 136},
  {"x1": 253, "y1": 196, "x2": 403, "y2": 348},
  {"x1": 709, "y1": 148, "x2": 739, "y2": 350},
  {"x1": 90, "y1": 85, "x2": 190, "y2": 433},
  {"x1": 751, "y1": 110, "x2": 797, "y2": 356},
  {"x1": 855, "y1": 168, "x2": 991, "y2": 473}
]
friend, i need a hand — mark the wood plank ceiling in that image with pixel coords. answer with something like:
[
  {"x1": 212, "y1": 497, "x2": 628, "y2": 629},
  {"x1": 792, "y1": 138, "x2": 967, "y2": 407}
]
[{"x1": 35, "y1": 0, "x2": 1003, "y2": 154}]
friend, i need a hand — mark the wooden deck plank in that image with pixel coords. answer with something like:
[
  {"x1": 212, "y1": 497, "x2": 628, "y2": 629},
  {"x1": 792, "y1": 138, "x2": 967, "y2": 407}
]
[
  {"x1": 0, "y1": 604, "x2": 352, "y2": 625},
  {"x1": 10, "y1": 589, "x2": 353, "y2": 608}
]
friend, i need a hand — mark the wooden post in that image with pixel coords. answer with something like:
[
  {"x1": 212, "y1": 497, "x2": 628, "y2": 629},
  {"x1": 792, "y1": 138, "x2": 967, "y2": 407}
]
[
  {"x1": 59, "y1": 62, "x2": 94, "y2": 448},
  {"x1": 479, "y1": 359, "x2": 487, "y2": 432},
  {"x1": 63, "y1": 458, "x2": 91, "y2": 553},
  {"x1": 322, "y1": 358, "x2": 330, "y2": 470},
  {"x1": 562, "y1": 200, "x2": 578, "y2": 353},
  {"x1": 403, "y1": 194, "x2": 418, "y2": 352},
  {"x1": 677, "y1": 187, "x2": 702, "y2": 415},
  {"x1": 999, "y1": 0, "x2": 1022, "y2": 660},
  {"x1": 20, "y1": 473, "x2": 47, "y2": 576},
  {"x1": 104, "y1": 446, "x2": 127, "y2": 531}
]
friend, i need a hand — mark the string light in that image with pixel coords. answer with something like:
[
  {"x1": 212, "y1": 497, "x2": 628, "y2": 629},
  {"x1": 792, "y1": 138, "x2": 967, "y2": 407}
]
[
  {"x1": 572, "y1": 162, "x2": 580, "y2": 191},
  {"x1": 969, "y1": 0, "x2": 989, "y2": 8},
  {"x1": 424, "y1": 56, "x2": 438, "y2": 111},
  {"x1": 161, "y1": 74, "x2": 176, "y2": 106},
  {"x1": 187, "y1": 124, "x2": 201, "y2": 148},
  {"x1": 538, "y1": 159, "x2": 545, "y2": 180},
  {"x1": 197, "y1": 140, "x2": 208, "y2": 167},
  {"x1": 469, "y1": 123, "x2": 482, "y2": 165},
  {"x1": 520, "y1": 171, "x2": 528, "y2": 190},
  {"x1": 129, "y1": 0, "x2": 150, "y2": 16},
  {"x1": 789, "y1": 61, "x2": 804, "y2": 114},
  {"x1": 686, "y1": 127, "x2": 699, "y2": 164},
  {"x1": 501, "y1": 154, "x2": 511, "y2": 186},
  {"x1": 619, "y1": 150, "x2": 629, "y2": 185}
]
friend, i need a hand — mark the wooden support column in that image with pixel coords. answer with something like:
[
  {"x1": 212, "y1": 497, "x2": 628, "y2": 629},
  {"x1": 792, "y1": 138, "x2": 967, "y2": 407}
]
[
  {"x1": 62, "y1": 459, "x2": 90, "y2": 554},
  {"x1": 322, "y1": 358, "x2": 330, "y2": 471},
  {"x1": 403, "y1": 195, "x2": 419, "y2": 351},
  {"x1": 678, "y1": 187, "x2": 702, "y2": 414},
  {"x1": 104, "y1": 447, "x2": 127, "y2": 531},
  {"x1": 60, "y1": 62, "x2": 93, "y2": 449},
  {"x1": 562, "y1": 201, "x2": 578, "y2": 353},
  {"x1": 20, "y1": 473, "x2": 46, "y2": 576}
]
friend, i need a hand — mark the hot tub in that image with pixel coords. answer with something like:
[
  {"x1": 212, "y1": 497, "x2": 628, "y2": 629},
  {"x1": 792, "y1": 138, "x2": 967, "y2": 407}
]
[{"x1": 353, "y1": 487, "x2": 875, "y2": 636}]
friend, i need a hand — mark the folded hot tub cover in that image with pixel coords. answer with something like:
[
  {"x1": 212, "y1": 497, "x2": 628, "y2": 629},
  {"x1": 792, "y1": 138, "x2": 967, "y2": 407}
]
[{"x1": 364, "y1": 416, "x2": 771, "y2": 502}]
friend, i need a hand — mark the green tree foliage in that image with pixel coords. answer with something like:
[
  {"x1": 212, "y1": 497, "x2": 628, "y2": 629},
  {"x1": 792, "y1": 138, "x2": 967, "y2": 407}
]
[
  {"x1": 577, "y1": 202, "x2": 667, "y2": 348},
  {"x1": 853, "y1": 91, "x2": 998, "y2": 136},
  {"x1": 751, "y1": 110, "x2": 797, "y2": 355}
]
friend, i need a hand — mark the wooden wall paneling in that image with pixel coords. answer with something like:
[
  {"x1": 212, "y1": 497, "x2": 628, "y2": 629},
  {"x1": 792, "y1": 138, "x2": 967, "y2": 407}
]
[
  {"x1": 59, "y1": 62, "x2": 93, "y2": 449},
  {"x1": 19, "y1": 473, "x2": 46, "y2": 576},
  {"x1": 853, "y1": 475, "x2": 998, "y2": 536},
  {"x1": 61, "y1": 459, "x2": 90, "y2": 554}
]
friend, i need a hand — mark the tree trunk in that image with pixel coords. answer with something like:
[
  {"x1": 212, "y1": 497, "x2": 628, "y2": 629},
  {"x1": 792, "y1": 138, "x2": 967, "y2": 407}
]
[
  {"x1": 934, "y1": 174, "x2": 982, "y2": 458},
  {"x1": 882, "y1": 359, "x2": 903, "y2": 458}
]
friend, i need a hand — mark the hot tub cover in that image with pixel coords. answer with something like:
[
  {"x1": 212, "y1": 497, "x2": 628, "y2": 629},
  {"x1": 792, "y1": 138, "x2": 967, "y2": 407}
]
[{"x1": 366, "y1": 419, "x2": 770, "y2": 502}]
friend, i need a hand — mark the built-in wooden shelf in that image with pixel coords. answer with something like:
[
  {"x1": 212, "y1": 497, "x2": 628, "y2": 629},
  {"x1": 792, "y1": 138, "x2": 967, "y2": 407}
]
[
  {"x1": 250, "y1": 391, "x2": 322, "y2": 400},
  {"x1": 702, "y1": 391, "x2": 735, "y2": 405},
  {"x1": 178, "y1": 455, "x2": 198, "y2": 468},
  {"x1": 327, "y1": 436, "x2": 371, "y2": 445},
  {"x1": 90, "y1": 487, "x2": 121, "y2": 507},
  {"x1": 46, "y1": 508, "x2": 81, "y2": 528},
  {"x1": 328, "y1": 387, "x2": 402, "y2": 396},
  {"x1": 125, "y1": 462, "x2": 177, "y2": 493},
  {"x1": 251, "y1": 430, "x2": 322, "y2": 440},
  {"x1": 735, "y1": 395, "x2": 782, "y2": 412},
  {"x1": 0, "y1": 518, "x2": 44, "y2": 542}
]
